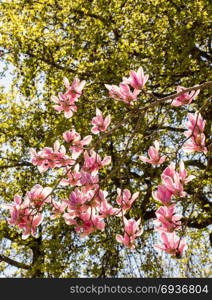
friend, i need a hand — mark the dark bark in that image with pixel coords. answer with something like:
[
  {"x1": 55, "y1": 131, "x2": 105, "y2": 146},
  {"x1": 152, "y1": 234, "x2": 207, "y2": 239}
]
[{"x1": 0, "y1": 254, "x2": 30, "y2": 270}]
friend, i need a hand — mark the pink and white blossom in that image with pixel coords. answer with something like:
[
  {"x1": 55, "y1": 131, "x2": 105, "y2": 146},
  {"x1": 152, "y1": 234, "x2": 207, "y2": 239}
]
[
  {"x1": 172, "y1": 86, "x2": 200, "y2": 106},
  {"x1": 179, "y1": 161, "x2": 195, "y2": 184},
  {"x1": 63, "y1": 77, "x2": 86, "y2": 97},
  {"x1": 154, "y1": 232, "x2": 187, "y2": 258},
  {"x1": 122, "y1": 67, "x2": 149, "y2": 90},
  {"x1": 99, "y1": 198, "x2": 119, "y2": 218},
  {"x1": 75, "y1": 210, "x2": 105, "y2": 237},
  {"x1": 30, "y1": 141, "x2": 75, "y2": 173},
  {"x1": 185, "y1": 112, "x2": 206, "y2": 135},
  {"x1": 105, "y1": 83, "x2": 140, "y2": 105},
  {"x1": 116, "y1": 218, "x2": 143, "y2": 249},
  {"x1": 182, "y1": 112, "x2": 208, "y2": 154},
  {"x1": 51, "y1": 93, "x2": 77, "y2": 118},
  {"x1": 152, "y1": 184, "x2": 173, "y2": 206},
  {"x1": 154, "y1": 205, "x2": 182, "y2": 233},
  {"x1": 91, "y1": 108, "x2": 111, "y2": 134},
  {"x1": 182, "y1": 134, "x2": 208, "y2": 154},
  {"x1": 140, "y1": 141, "x2": 166, "y2": 165},
  {"x1": 116, "y1": 188, "x2": 139, "y2": 213},
  {"x1": 83, "y1": 150, "x2": 111, "y2": 175},
  {"x1": 60, "y1": 164, "x2": 82, "y2": 186},
  {"x1": 69, "y1": 135, "x2": 92, "y2": 159},
  {"x1": 26, "y1": 184, "x2": 52, "y2": 207},
  {"x1": 51, "y1": 200, "x2": 67, "y2": 219},
  {"x1": 1, "y1": 194, "x2": 43, "y2": 239}
]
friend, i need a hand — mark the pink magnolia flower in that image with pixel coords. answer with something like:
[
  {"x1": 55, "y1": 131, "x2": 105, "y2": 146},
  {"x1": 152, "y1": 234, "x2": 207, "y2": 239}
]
[
  {"x1": 99, "y1": 191, "x2": 119, "y2": 218},
  {"x1": 65, "y1": 186, "x2": 99, "y2": 212},
  {"x1": 63, "y1": 77, "x2": 86, "y2": 98},
  {"x1": 105, "y1": 83, "x2": 140, "y2": 105},
  {"x1": 116, "y1": 188, "x2": 139, "y2": 213},
  {"x1": 75, "y1": 210, "x2": 105, "y2": 237},
  {"x1": 162, "y1": 173, "x2": 186, "y2": 198},
  {"x1": 1, "y1": 195, "x2": 30, "y2": 226},
  {"x1": 80, "y1": 171, "x2": 99, "y2": 187},
  {"x1": 172, "y1": 86, "x2": 200, "y2": 106},
  {"x1": 123, "y1": 217, "x2": 143, "y2": 237},
  {"x1": 185, "y1": 112, "x2": 206, "y2": 136},
  {"x1": 154, "y1": 232, "x2": 187, "y2": 258},
  {"x1": 83, "y1": 150, "x2": 111, "y2": 175},
  {"x1": 51, "y1": 77, "x2": 85, "y2": 118},
  {"x1": 1, "y1": 195, "x2": 43, "y2": 239},
  {"x1": 91, "y1": 108, "x2": 111, "y2": 134},
  {"x1": 161, "y1": 163, "x2": 186, "y2": 197},
  {"x1": 182, "y1": 133, "x2": 208, "y2": 154},
  {"x1": 26, "y1": 184, "x2": 52, "y2": 207},
  {"x1": 122, "y1": 66, "x2": 149, "y2": 90},
  {"x1": 139, "y1": 141, "x2": 166, "y2": 165},
  {"x1": 21, "y1": 214, "x2": 43, "y2": 240},
  {"x1": 66, "y1": 188, "x2": 89, "y2": 212},
  {"x1": 81, "y1": 186, "x2": 101, "y2": 207},
  {"x1": 63, "y1": 129, "x2": 81, "y2": 143},
  {"x1": 162, "y1": 162, "x2": 176, "y2": 179},
  {"x1": 182, "y1": 112, "x2": 208, "y2": 154},
  {"x1": 30, "y1": 141, "x2": 75, "y2": 173},
  {"x1": 63, "y1": 210, "x2": 78, "y2": 226},
  {"x1": 154, "y1": 205, "x2": 182, "y2": 233},
  {"x1": 116, "y1": 233, "x2": 135, "y2": 249},
  {"x1": 69, "y1": 134, "x2": 92, "y2": 159},
  {"x1": 100, "y1": 200, "x2": 119, "y2": 218},
  {"x1": 179, "y1": 161, "x2": 195, "y2": 184},
  {"x1": 152, "y1": 184, "x2": 173, "y2": 206},
  {"x1": 48, "y1": 140, "x2": 75, "y2": 166},
  {"x1": 60, "y1": 164, "x2": 82, "y2": 186},
  {"x1": 51, "y1": 93, "x2": 77, "y2": 118},
  {"x1": 51, "y1": 200, "x2": 67, "y2": 220},
  {"x1": 63, "y1": 128, "x2": 92, "y2": 159},
  {"x1": 30, "y1": 148, "x2": 48, "y2": 173},
  {"x1": 159, "y1": 162, "x2": 195, "y2": 198},
  {"x1": 96, "y1": 189, "x2": 108, "y2": 203},
  {"x1": 116, "y1": 218, "x2": 143, "y2": 249}
]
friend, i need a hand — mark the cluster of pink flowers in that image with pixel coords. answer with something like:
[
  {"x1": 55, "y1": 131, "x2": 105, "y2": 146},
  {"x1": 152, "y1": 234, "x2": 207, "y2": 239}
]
[
  {"x1": 29, "y1": 129, "x2": 114, "y2": 237},
  {"x1": 2, "y1": 65, "x2": 209, "y2": 260},
  {"x1": 152, "y1": 161, "x2": 195, "y2": 205},
  {"x1": 58, "y1": 150, "x2": 113, "y2": 237},
  {"x1": 1, "y1": 185, "x2": 52, "y2": 239},
  {"x1": 139, "y1": 140, "x2": 166, "y2": 165},
  {"x1": 172, "y1": 86, "x2": 200, "y2": 107},
  {"x1": 105, "y1": 66, "x2": 148, "y2": 105},
  {"x1": 61, "y1": 181, "x2": 140, "y2": 238},
  {"x1": 30, "y1": 140, "x2": 75, "y2": 173},
  {"x1": 51, "y1": 77, "x2": 85, "y2": 118},
  {"x1": 63, "y1": 129, "x2": 92, "y2": 159},
  {"x1": 182, "y1": 112, "x2": 207, "y2": 154},
  {"x1": 151, "y1": 161, "x2": 194, "y2": 257},
  {"x1": 115, "y1": 189, "x2": 142, "y2": 249},
  {"x1": 17, "y1": 78, "x2": 116, "y2": 238}
]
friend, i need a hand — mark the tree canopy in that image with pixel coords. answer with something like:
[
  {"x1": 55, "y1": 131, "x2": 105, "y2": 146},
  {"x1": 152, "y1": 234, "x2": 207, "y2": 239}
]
[{"x1": 0, "y1": 0, "x2": 211, "y2": 278}]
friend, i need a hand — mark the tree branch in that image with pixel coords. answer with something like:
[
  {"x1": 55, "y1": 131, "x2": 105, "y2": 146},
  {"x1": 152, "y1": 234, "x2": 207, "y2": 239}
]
[
  {"x1": 141, "y1": 81, "x2": 212, "y2": 112},
  {"x1": 0, "y1": 254, "x2": 30, "y2": 270},
  {"x1": 71, "y1": 9, "x2": 113, "y2": 24},
  {"x1": 143, "y1": 210, "x2": 212, "y2": 229},
  {"x1": 0, "y1": 162, "x2": 32, "y2": 169}
]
